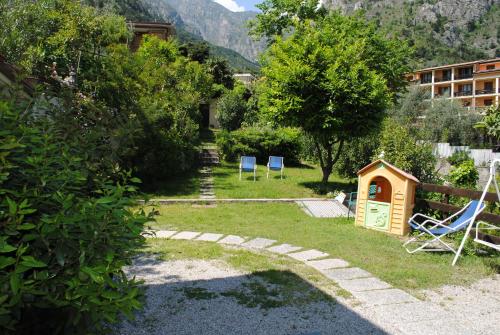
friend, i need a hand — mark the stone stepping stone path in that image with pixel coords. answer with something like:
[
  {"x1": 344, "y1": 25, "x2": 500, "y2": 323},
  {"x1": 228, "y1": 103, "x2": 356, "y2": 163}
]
[
  {"x1": 199, "y1": 167, "x2": 215, "y2": 200},
  {"x1": 288, "y1": 249, "x2": 329, "y2": 261},
  {"x1": 296, "y1": 200, "x2": 349, "y2": 218},
  {"x1": 144, "y1": 230, "x2": 480, "y2": 334},
  {"x1": 241, "y1": 238, "x2": 277, "y2": 249}
]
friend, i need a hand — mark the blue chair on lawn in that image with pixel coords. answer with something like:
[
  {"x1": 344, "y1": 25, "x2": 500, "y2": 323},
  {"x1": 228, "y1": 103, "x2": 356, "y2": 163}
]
[
  {"x1": 240, "y1": 156, "x2": 257, "y2": 181},
  {"x1": 404, "y1": 200, "x2": 485, "y2": 254},
  {"x1": 267, "y1": 156, "x2": 284, "y2": 179}
]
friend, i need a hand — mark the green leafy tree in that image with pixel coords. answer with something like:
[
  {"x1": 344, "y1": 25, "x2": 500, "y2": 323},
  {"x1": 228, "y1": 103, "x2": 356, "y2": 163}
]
[
  {"x1": 448, "y1": 160, "x2": 479, "y2": 189},
  {"x1": 259, "y1": 12, "x2": 410, "y2": 183},
  {"x1": 249, "y1": 0, "x2": 326, "y2": 40},
  {"x1": 375, "y1": 119, "x2": 437, "y2": 182},
  {"x1": 216, "y1": 83, "x2": 249, "y2": 131},
  {"x1": 475, "y1": 104, "x2": 500, "y2": 142}
]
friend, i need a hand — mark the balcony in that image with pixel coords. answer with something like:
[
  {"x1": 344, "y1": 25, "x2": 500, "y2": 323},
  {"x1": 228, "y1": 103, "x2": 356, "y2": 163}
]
[
  {"x1": 435, "y1": 76, "x2": 452, "y2": 83},
  {"x1": 475, "y1": 89, "x2": 496, "y2": 95},
  {"x1": 455, "y1": 73, "x2": 473, "y2": 80},
  {"x1": 455, "y1": 90, "x2": 473, "y2": 97}
]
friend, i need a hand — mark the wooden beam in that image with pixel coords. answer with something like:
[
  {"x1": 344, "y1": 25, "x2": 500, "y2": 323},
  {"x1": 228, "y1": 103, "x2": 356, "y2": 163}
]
[
  {"x1": 416, "y1": 199, "x2": 500, "y2": 225},
  {"x1": 418, "y1": 183, "x2": 498, "y2": 202}
]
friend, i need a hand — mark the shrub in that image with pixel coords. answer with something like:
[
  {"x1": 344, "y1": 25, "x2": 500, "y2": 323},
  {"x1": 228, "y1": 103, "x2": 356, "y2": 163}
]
[
  {"x1": 216, "y1": 84, "x2": 249, "y2": 131},
  {"x1": 448, "y1": 160, "x2": 479, "y2": 189},
  {"x1": 374, "y1": 119, "x2": 437, "y2": 182},
  {"x1": 447, "y1": 150, "x2": 472, "y2": 166},
  {"x1": 0, "y1": 101, "x2": 154, "y2": 334},
  {"x1": 216, "y1": 127, "x2": 302, "y2": 165}
]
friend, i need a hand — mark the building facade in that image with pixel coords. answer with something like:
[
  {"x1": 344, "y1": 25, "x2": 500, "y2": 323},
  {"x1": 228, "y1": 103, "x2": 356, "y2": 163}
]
[
  {"x1": 129, "y1": 22, "x2": 175, "y2": 52},
  {"x1": 408, "y1": 58, "x2": 500, "y2": 109}
]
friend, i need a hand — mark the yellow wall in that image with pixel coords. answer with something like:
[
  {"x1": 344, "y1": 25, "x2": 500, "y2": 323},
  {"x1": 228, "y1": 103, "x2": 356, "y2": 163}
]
[{"x1": 355, "y1": 163, "x2": 417, "y2": 236}]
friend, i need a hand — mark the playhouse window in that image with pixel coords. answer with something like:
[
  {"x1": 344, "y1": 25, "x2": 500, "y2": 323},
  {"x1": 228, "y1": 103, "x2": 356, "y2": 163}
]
[{"x1": 368, "y1": 177, "x2": 392, "y2": 203}]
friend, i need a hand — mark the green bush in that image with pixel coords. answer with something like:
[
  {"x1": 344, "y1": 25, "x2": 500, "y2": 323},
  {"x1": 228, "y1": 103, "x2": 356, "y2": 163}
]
[
  {"x1": 0, "y1": 101, "x2": 154, "y2": 334},
  {"x1": 448, "y1": 160, "x2": 479, "y2": 189},
  {"x1": 216, "y1": 127, "x2": 302, "y2": 165},
  {"x1": 447, "y1": 150, "x2": 472, "y2": 166},
  {"x1": 216, "y1": 84, "x2": 249, "y2": 131}
]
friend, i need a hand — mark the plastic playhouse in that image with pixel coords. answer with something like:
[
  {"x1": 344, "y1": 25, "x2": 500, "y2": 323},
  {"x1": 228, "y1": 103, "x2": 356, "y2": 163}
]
[{"x1": 355, "y1": 160, "x2": 419, "y2": 236}]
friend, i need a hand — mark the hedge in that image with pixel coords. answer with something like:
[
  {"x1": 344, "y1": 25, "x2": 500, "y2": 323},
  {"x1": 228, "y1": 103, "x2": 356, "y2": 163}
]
[{"x1": 216, "y1": 127, "x2": 302, "y2": 165}]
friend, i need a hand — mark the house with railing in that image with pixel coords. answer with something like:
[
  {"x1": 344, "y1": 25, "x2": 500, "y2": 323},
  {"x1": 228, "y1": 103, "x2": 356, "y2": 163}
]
[{"x1": 407, "y1": 58, "x2": 500, "y2": 109}]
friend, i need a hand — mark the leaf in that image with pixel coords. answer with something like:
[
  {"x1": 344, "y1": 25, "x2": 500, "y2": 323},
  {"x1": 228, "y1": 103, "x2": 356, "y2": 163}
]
[
  {"x1": 0, "y1": 239, "x2": 16, "y2": 253},
  {"x1": 96, "y1": 197, "x2": 114, "y2": 204},
  {"x1": 17, "y1": 223, "x2": 36, "y2": 230},
  {"x1": 10, "y1": 274, "x2": 20, "y2": 295},
  {"x1": 82, "y1": 267, "x2": 104, "y2": 283},
  {"x1": 0, "y1": 256, "x2": 16, "y2": 270},
  {"x1": 6, "y1": 197, "x2": 17, "y2": 216},
  {"x1": 20, "y1": 256, "x2": 47, "y2": 268}
]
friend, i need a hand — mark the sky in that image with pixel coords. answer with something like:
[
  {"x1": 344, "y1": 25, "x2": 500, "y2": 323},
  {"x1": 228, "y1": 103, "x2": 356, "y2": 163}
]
[{"x1": 213, "y1": 0, "x2": 262, "y2": 12}]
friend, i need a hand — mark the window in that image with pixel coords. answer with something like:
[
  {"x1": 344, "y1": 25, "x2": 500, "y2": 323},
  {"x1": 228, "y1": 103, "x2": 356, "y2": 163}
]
[
  {"x1": 421, "y1": 72, "x2": 432, "y2": 84},
  {"x1": 458, "y1": 67, "x2": 473, "y2": 78},
  {"x1": 486, "y1": 64, "x2": 495, "y2": 70},
  {"x1": 458, "y1": 84, "x2": 472, "y2": 95},
  {"x1": 442, "y1": 69, "x2": 451, "y2": 81},
  {"x1": 484, "y1": 99, "x2": 493, "y2": 106},
  {"x1": 484, "y1": 82, "x2": 494, "y2": 92}
]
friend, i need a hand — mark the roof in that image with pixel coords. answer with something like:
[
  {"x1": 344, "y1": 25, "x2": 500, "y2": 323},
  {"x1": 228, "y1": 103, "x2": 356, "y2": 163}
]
[
  {"x1": 415, "y1": 57, "x2": 500, "y2": 73},
  {"x1": 0, "y1": 54, "x2": 35, "y2": 95},
  {"x1": 129, "y1": 22, "x2": 175, "y2": 31},
  {"x1": 357, "y1": 159, "x2": 420, "y2": 183}
]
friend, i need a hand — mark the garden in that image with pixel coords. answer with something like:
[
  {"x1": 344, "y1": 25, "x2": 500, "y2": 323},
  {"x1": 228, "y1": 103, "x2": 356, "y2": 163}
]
[{"x1": 0, "y1": 0, "x2": 499, "y2": 334}]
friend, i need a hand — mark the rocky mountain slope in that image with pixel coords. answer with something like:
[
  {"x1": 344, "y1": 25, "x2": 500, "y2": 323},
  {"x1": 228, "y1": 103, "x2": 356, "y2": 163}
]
[{"x1": 321, "y1": 0, "x2": 500, "y2": 67}]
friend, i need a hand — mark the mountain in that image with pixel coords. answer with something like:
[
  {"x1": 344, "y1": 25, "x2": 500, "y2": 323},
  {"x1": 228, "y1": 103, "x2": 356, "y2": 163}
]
[
  {"x1": 321, "y1": 0, "x2": 500, "y2": 67},
  {"x1": 85, "y1": 0, "x2": 260, "y2": 72}
]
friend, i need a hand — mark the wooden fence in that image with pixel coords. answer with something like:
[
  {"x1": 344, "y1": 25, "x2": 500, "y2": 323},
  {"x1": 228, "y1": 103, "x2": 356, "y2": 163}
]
[{"x1": 416, "y1": 183, "x2": 500, "y2": 225}]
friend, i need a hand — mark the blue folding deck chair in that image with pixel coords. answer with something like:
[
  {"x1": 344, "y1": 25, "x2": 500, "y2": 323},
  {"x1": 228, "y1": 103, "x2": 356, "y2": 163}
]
[
  {"x1": 404, "y1": 200, "x2": 485, "y2": 254},
  {"x1": 267, "y1": 156, "x2": 284, "y2": 179},
  {"x1": 239, "y1": 156, "x2": 257, "y2": 181}
]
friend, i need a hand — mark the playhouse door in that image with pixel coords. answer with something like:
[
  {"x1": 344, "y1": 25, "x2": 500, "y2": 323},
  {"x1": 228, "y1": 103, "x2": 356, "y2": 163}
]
[{"x1": 365, "y1": 200, "x2": 390, "y2": 231}]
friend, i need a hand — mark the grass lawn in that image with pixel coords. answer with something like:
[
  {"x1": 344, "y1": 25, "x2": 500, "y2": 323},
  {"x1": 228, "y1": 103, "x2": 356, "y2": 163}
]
[
  {"x1": 140, "y1": 171, "x2": 200, "y2": 199},
  {"x1": 150, "y1": 202, "x2": 498, "y2": 292},
  {"x1": 214, "y1": 162, "x2": 356, "y2": 198}
]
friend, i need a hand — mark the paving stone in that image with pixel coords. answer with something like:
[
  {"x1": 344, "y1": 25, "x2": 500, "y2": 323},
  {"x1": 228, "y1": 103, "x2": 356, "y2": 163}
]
[
  {"x1": 306, "y1": 258, "x2": 349, "y2": 270},
  {"x1": 365, "y1": 301, "x2": 450, "y2": 324},
  {"x1": 196, "y1": 233, "x2": 224, "y2": 242},
  {"x1": 398, "y1": 318, "x2": 475, "y2": 335},
  {"x1": 266, "y1": 244, "x2": 302, "y2": 254},
  {"x1": 217, "y1": 235, "x2": 246, "y2": 245},
  {"x1": 170, "y1": 231, "x2": 201, "y2": 240},
  {"x1": 287, "y1": 249, "x2": 329, "y2": 261},
  {"x1": 351, "y1": 288, "x2": 418, "y2": 306},
  {"x1": 322, "y1": 267, "x2": 372, "y2": 281},
  {"x1": 151, "y1": 230, "x2": 177, "y2": 238},
  {"x1": 337, "y1": 277, "x2": 392, "y2": 292},
  {"x1": 242, "y1": 238, "x2": 277, "y2": 249}
]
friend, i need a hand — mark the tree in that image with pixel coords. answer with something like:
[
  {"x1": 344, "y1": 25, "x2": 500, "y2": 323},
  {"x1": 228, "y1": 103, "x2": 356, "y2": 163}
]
[
  {"x1": 374, "y1": 119, "x2": 437, "y2": 183},
  {"x1": 259, "y1": 12, "x2": 410, "y2": 183},
  {"x1": 206, "y1": 57, "x2": 235, "y2": 91},
  {"x1": 216, "y1": 83, "x2": 248, "y2": 131},
  {"x1": 475, "y1": 104, "x2": 500, "y2": 144},
  {"x1": 249, "y1": 0, "x2": 326, "y2": 40}
]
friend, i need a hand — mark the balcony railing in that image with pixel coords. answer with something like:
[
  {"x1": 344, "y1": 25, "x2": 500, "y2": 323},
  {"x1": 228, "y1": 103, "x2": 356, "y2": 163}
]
[
  {"x1": 420, "y1": 79, "x2": 432, "y2": 84},
  {"x1": 435, "y1": 77, "x2": 452, "y2": 82},
  {"x1": 455, "y1": 90, "x2": 473, "y2": 97},
  {"x1": 475, "y1": 89, "x2": 496, "y2": 95},
  {"x1": 455, "y1": 74, "x2": 473, "y2": 80}
]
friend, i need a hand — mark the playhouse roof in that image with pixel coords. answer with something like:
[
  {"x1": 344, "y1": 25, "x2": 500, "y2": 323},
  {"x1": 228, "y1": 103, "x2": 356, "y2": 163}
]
[{"x1": 357, "y1": 159, "x2": 420, "y2": 183}]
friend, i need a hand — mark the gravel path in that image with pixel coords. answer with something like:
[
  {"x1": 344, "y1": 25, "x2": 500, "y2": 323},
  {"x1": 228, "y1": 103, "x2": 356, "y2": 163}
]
[
  {"x1": 114, "y1": 256, "x2": 393, "y2": 335},
  {"x1": 114, "y1": 254, "x2": 499, "y2": 335}
]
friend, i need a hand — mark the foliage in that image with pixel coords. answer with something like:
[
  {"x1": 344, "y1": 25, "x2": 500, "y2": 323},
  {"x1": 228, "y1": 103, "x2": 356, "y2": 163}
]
[
  {"x1": 335, "y1": 132, "x2": 380, "y2": 179},
  {"x1": 249, "y1": 0, "x2": 326, "y2": 40},
  {"x1": 375, "y1": 119, "x2": 437, "y2": 183},
  {"x1": 258, "y1": 11, "x2": 410, "y2": 183},
  {"x1": 179, "y1": 41, "x2": 210, "y2": 63},
  {"x1": 0, "y1": 101, "x2": 154, "y2": 334},
  {"x1": 447, "y1": 150, "x2": 472, "y2": 166},
  {"x1": 448, "y1": 160, "x2": 479, "y2": 189},
  {"x1": 206, "y1": 57, "x2": 235, "y2": 91},
  {"x1": 216, "y1": 84, "x2": 249, "y2": 131},
  {"x1": 216, "y1": 127, "x2": 302, "y2": 165},
  {"x1": 475, "y1": 104, "x2": 500, "y2": 141},
  {"x1": 423, "y1": 99, "x2": 482, "y2": 146}
]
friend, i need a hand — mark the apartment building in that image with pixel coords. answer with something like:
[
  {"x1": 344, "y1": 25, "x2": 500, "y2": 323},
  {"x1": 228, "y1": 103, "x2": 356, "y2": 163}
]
[
  {"x1": 129, "y1": 22, "x2": 176, "y2": 52},
  {"x1": 408, "y1": 58, "x2": 500, "y2": 109}
]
